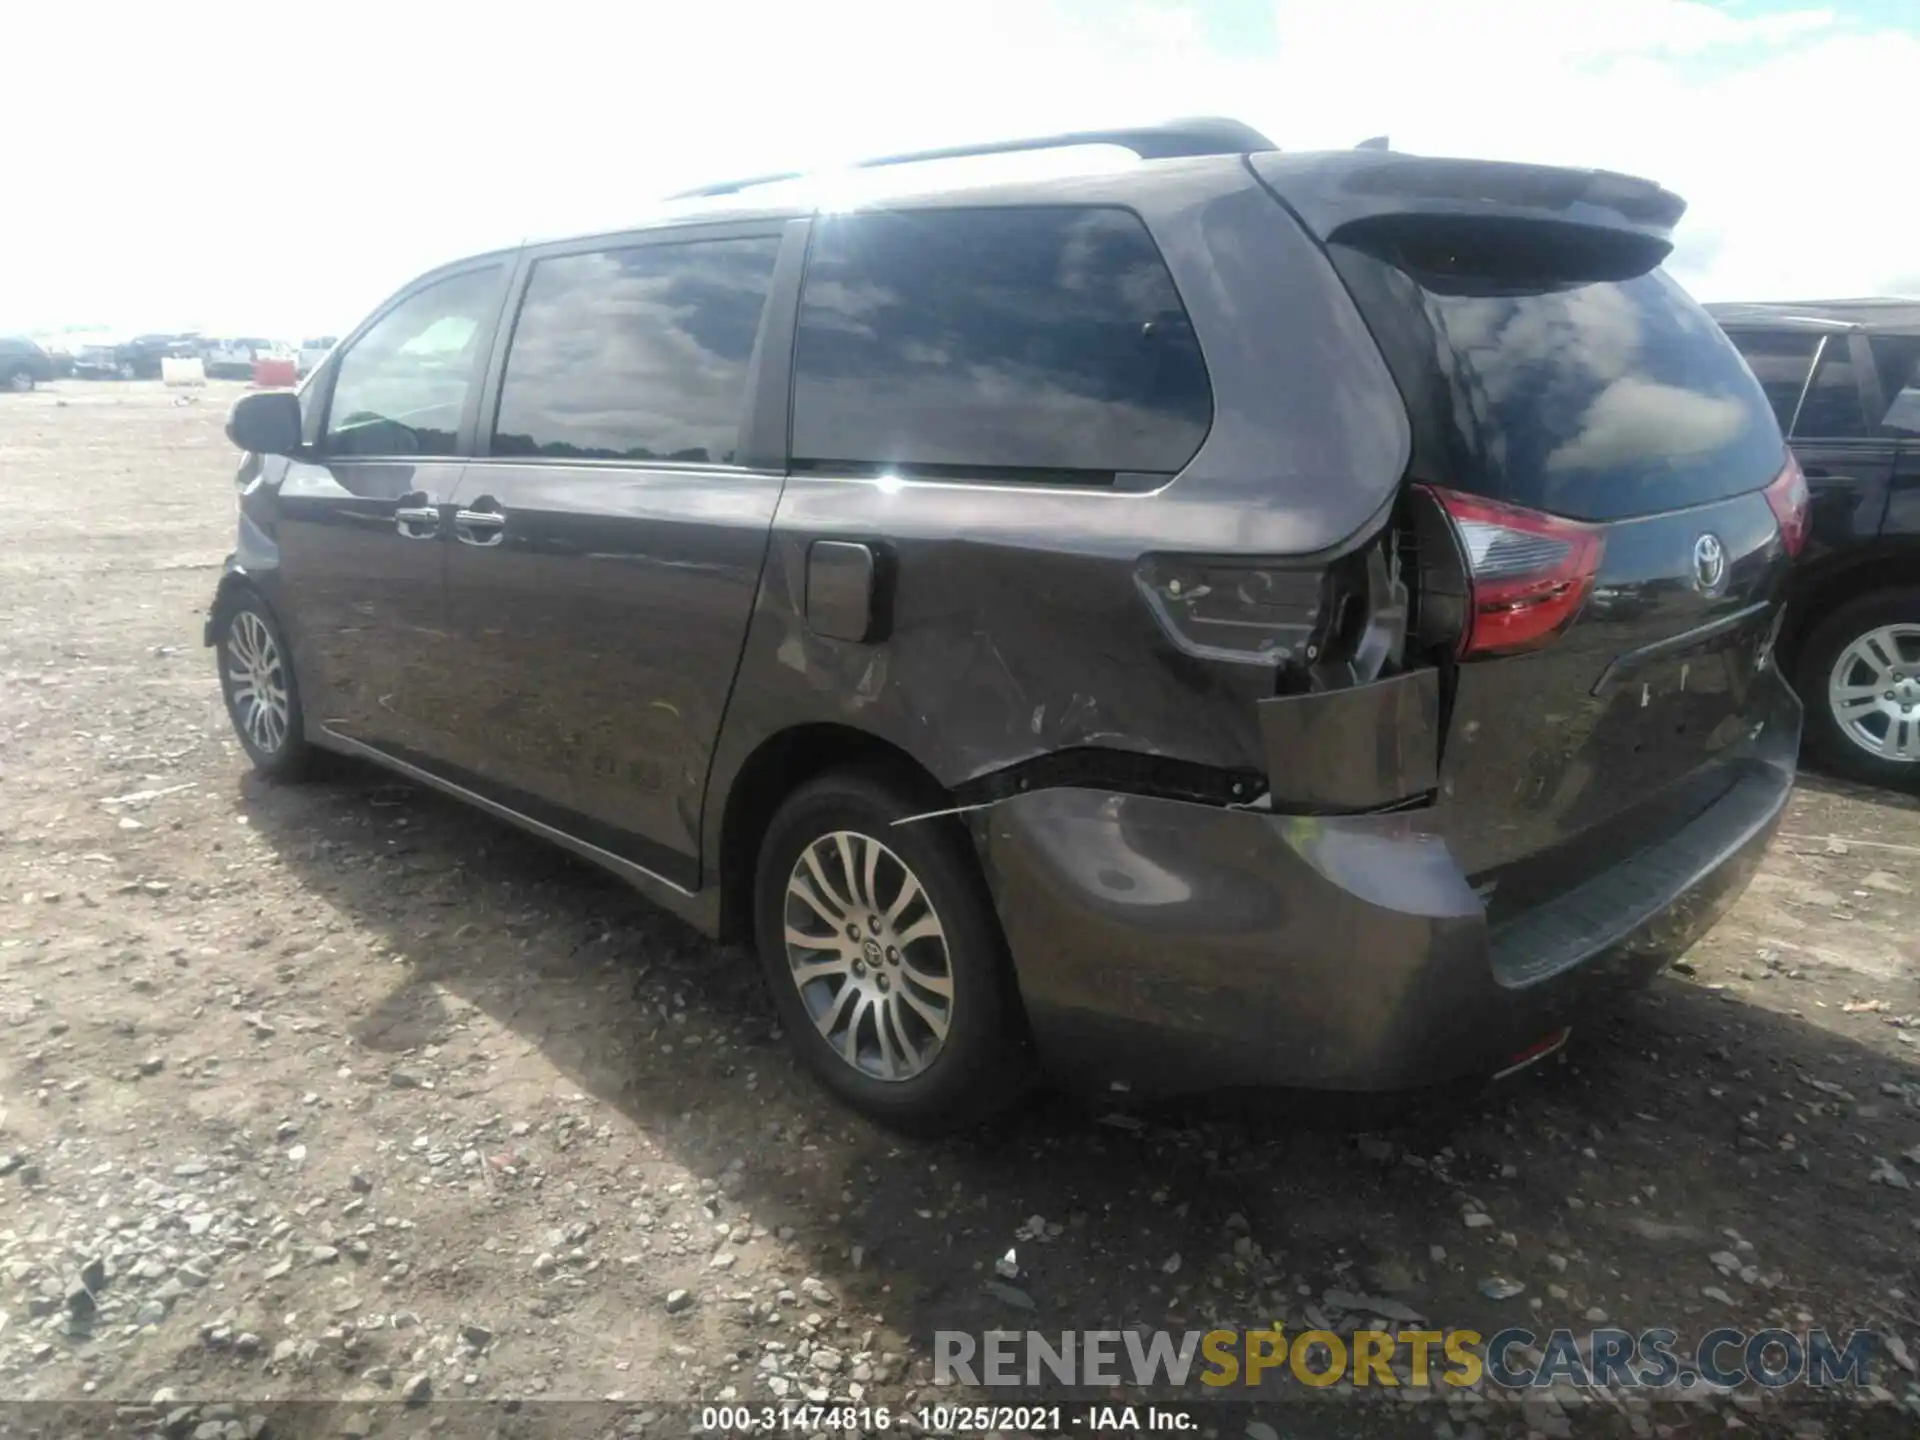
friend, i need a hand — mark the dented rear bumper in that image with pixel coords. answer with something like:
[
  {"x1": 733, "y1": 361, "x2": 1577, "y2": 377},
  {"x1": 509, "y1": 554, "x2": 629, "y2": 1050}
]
[{"x1": 970, "y1": 672, "x2": 1798, "y2": 1096}]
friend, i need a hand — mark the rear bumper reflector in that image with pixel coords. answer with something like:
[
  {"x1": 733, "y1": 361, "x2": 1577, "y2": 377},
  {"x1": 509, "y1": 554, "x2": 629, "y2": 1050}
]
[{"x1": 1494, "y1": 1026, "x2": 1572, "y2": 1079}]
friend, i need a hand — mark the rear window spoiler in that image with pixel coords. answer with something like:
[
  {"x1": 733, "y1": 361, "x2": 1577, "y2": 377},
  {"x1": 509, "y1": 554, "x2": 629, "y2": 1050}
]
[{"x1": 1251, "y1": 151, "x2": 1685, "y2": 254}]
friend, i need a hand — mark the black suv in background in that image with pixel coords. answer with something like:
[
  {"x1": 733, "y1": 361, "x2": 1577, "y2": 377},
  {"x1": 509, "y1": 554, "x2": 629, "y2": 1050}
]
[
  {"x1": 208, "y1": 120, "x2": 1803, "y2": 1128},
  {"x1": 0, "y1": 336, "x2": 55, "y2": 392},
  {"x1": 1711, "y1": 301, "x2": 1920, "y2": 787},
  {"x1": 72, "y1": 334, "x2": 200, "y2": 380}
]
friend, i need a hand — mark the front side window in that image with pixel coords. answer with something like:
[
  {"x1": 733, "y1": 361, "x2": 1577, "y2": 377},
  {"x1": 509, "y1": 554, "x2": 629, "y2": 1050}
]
[
  {"x1": 1725, "y1": 329, "x2": 1820, "y2": 433},
  {"x1": 791, "y1": 206, "x2": 1212, "y2": 481},
  {"x1": 492, "y1": 236, "x2": 782, "y2": 464},
  {"x1": 324, "y1": 267, "x2": 501, "y2": 458},
  {"x1": 1794, "y1": 335, "x2": 1868, "y2": 439}
]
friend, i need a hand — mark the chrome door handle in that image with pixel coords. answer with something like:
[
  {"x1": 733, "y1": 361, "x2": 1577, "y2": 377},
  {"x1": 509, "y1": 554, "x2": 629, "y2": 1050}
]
[
  {"x1": 453, "y1": 506, "x2": 506, "y2": 548},
  {"x1": 395, "y1": 504, "x2": 441, "y2": 539}
]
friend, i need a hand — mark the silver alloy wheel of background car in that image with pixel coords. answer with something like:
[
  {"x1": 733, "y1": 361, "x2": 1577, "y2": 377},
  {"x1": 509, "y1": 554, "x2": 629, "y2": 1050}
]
[
  {"x1": 225, "y1": 610, "x2": 291, "y2": 756},
  {"x1": 1827, "y1": 622, "x2": 1920, "y2": 763},
  {"x1": 782, "y1": 829, "x2": 955, "y2": 1082}
]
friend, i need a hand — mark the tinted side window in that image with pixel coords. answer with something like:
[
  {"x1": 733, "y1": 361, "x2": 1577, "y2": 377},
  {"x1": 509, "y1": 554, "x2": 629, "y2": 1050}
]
[
  {"x1": 493, "y1": 237, "x2": 781, "y2": 465},
  {"x1": 792, "y1": 207, "x2": 1211, "y2": 480},
  {"x1": 1871, "y1": 335, "x2": 1920, "y2": 436},
  {"x1": 1725, "y1": 329, "x2": 1819, "y2": 432},
  {"x1": 325, "y1": 267, "x2": 501, "y2": 458},
  {"x1": 1794, "y1": 336, "x2": 1867, "y2": 439}
]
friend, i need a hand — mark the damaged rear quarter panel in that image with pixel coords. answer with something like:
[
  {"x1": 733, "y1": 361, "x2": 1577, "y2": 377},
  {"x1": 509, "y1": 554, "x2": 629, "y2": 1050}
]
[{"x1": 700, "y1": 161, "x2": 1412, "y2": 869}]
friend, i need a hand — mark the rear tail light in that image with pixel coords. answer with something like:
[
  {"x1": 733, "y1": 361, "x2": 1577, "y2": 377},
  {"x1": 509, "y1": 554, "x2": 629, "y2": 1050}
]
[
  {"x1": 1423, "y1": 487, "x2": 1605, "y2": 658},
  {"x1": 1762, "y1": 452, "x2": 1810, "y2": 558}
]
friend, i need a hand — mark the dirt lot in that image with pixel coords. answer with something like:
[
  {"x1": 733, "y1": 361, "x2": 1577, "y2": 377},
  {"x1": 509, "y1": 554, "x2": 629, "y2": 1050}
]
[{"x1": 3, "y1": 382, "x2": 1920, "y2": 1439}]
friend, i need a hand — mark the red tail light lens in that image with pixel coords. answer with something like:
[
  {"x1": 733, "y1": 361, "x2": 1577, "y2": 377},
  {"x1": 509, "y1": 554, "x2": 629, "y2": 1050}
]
[
  {"x1": 1763, "y1": 452, "x2": 1810, "y2": 558},
  {"x1": 1424, "y1": 487, "x2": 1606, "y2": 658}
]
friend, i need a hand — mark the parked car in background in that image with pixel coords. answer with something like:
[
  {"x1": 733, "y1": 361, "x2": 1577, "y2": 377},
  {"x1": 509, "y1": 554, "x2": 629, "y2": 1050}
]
[
  {"x1": 71, "y1": 342, "x2": 124, "y2": 379},
  {"x1": 203, "y1": 337, "x2": 288, "y2": 380},
  {"x1": 1711, "y1": 300, "x2": 1920, "y2": 787},
  {"x1": 295, "y1": 337, "x2": 338, "y2": 377},
  {"x1": 208, "y1": 121, "x2": 1803, "y2": 1128},
  {"x1": 0, "y1": 336, "x2": 56, "y2": 392},
  {"x1": 73, "y1": 333, "x2": 202, "y2": 380}
]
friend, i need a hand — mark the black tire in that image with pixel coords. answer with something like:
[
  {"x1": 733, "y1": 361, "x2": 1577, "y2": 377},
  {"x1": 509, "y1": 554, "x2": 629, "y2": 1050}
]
[
  {"x1": 3, "y1": 365, "x2": 33, "y2": 393},
  {"x1": 752, "y1": 768, "x2": 1031, "y2": 1132},
  {"x1": 215, "y1": 592, "x2": 314, "y2": 781},
  {"x1": 1795, "y1": 585, "x2": 1920, "y2": 790}
]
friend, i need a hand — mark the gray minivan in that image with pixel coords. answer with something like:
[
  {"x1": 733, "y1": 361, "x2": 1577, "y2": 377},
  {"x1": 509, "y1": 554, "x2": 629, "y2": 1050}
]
[{"x1": 209, "y1": 119, "x2": 1803, "y2": 1128}]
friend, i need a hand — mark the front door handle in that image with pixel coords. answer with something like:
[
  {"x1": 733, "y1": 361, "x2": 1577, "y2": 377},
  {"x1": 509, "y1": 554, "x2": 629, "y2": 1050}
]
[
  {"x1": 395, "y1": 494, "x2": 440, "y2": 539},
  {"x1": 453, "y1": 496, "x2": 507, "y2": 548}
]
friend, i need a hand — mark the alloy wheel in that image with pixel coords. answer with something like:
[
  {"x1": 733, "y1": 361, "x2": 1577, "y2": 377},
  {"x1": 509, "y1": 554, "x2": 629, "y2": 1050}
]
[
  {"x1": 6, "y1": 369, "x2": 32, "y2": 393},
  {"x1": 226, "y1": 610, "x2": 292, "y2": 755},
  {"x1": 782, "y1": 829, "x2": 954, "y2": 1081},
  {"x1": 1827, "y1": 622, "x2": 1920, "y2": 764}
]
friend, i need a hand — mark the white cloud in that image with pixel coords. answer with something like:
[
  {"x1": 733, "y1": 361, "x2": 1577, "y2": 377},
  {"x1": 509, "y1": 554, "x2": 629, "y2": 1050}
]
[
  {"x1": 1246, "y1": 0, "x2": 1918, "y2": 302},
  {"x1": 2, "y1": 0, "x2": 1913, "y2": 335}
]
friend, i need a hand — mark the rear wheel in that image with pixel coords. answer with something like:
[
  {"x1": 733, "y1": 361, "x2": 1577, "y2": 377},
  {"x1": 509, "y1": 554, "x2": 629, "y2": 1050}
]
[
  {"x1": 752, "y1": 770, "x2": 1029, "y2": 1131},
  {"x1": 3, "y1": 365, "x2": 33, "y2": 393},
  {"x1": 216, "y1": 595, "x2": 313, "y2": 780},
  {"x1": 1798, "y1": 587, "x2": 1920, "y2": 788}
]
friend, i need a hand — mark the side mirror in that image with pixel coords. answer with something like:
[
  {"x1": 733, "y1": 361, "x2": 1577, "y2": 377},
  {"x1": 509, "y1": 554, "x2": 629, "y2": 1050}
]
[{"x1": 226, "y1": 390, "x2": 303, "y2": 457}]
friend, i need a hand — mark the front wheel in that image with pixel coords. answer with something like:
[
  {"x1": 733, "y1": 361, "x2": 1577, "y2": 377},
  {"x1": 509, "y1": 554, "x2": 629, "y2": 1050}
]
[
  {"x1": 216, "y1": 595, "x2": 313, "y2": 780},
  {"x1": 1797, "y1": 586, "x2": 1920, "y2": 789},
  {"x1": 752, "y1": 770, "x2": 1030, "y2": 1131}
]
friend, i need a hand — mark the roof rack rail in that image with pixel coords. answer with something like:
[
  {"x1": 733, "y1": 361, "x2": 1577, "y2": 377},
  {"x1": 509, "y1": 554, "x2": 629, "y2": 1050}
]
[{"x1": 667, "y1": 116, "x2": 1278, "y2": 200}]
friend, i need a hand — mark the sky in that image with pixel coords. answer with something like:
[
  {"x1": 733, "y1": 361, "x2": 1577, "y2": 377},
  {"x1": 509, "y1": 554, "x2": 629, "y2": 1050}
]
[{"x1": 4, "y1": 0, "x2": 1916, "y2": 339}]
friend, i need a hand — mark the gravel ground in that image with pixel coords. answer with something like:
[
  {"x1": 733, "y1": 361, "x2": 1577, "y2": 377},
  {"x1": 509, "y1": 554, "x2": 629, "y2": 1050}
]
[{"x1": 3, "y1": 382, "x2": 1920, "y2": 1439}]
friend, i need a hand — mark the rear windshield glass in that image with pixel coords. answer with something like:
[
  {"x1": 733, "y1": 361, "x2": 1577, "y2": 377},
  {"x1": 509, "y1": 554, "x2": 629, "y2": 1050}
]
[{"x1": 1330, "y1": 242, "x2": 1784, "y2": 522}]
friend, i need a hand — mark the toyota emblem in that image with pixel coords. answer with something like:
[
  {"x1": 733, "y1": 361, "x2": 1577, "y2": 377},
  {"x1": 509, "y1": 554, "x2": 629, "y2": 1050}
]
[{"x1": 1692, "y1": 533, "x2": 1728, "y2": 594}]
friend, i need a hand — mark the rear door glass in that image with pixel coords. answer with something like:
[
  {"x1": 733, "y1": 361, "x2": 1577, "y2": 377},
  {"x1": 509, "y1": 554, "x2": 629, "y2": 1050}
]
[
  {"x1": 1870, "y1": 335, "x2": 1920, "y2": 436},
  {"x1": 1793, "y1": 336, "x2": 1868, "y2": 439},
  {"x1": 492, "y1": 236, "x2": 781, "y2": 464},
  {"x1": 791, "y1": 206, "x2": 1211, "y2": 482},
  {"x1": 1331, "y1": 244, "x2": 1786, "y2": 521},
  {"x1": 1724, "y1": 329, "x2": 1819, "y2": 432}
]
